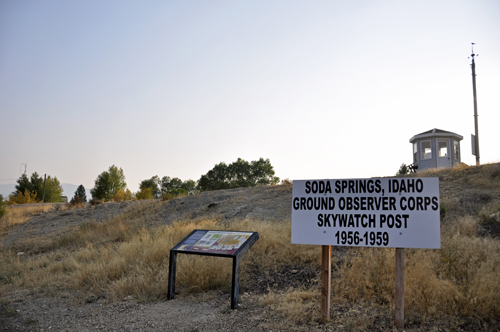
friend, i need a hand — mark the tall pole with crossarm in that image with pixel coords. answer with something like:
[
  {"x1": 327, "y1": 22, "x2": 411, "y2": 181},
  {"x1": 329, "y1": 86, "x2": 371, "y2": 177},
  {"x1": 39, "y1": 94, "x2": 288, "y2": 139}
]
[{"x1": 470, "y1": 43, "x2": 480, "y2": 166}]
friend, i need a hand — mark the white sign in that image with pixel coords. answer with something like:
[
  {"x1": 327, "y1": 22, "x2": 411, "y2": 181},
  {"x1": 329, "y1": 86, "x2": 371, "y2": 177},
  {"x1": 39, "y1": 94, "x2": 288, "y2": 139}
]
[{"x1": 291, "y1": 178, "x2": 440, "y2": 249}]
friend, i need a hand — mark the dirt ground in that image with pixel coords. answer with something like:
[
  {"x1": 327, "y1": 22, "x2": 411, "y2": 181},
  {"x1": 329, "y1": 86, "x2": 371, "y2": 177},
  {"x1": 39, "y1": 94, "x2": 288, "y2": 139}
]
[
  {"x1": 1, "y1": 167, "x2": 500, "y2": 331},
  {"x1": 1, "y1": 185, "x2": 304, "y2": 332}
]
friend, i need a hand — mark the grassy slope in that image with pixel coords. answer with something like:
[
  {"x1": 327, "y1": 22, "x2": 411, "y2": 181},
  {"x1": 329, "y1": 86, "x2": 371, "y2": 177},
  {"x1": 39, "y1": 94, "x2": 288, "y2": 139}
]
[{"x1": 1, "y1": 163, "x2": 499, "y2": 330}]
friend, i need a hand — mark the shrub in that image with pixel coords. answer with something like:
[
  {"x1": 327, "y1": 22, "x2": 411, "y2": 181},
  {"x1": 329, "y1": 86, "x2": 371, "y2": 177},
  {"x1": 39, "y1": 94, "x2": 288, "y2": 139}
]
[
  {"x1": 89, "y1": 199, "x2": 103, "y2": 206},
  {"x1": 114, "y1": 189, "x2": 125, "y2": 201},
  {"x1": 135, "y1": 187, "x2": 154, "y2": 200},
  {"x1": 113, "y1": 188, "x2": 134, "y2": 201},
  {"x1": 70, "y1": 196, "x2": 84, "y2": 206},
  {"x1": 396, "y1": 163, "x2": 409, "y2": 176},
  {"x1": 0, "y1": 194, "x2": 7, "y2": 218},
  {"x1": 161, "y1": 188, "x2": 188, "y2": 200},
  {"x1": 440, "y1": 203, "x2": 447, "y2": 219},
  {"x1": 7, "y1": 190, "x2": 38, "y2": 205}
]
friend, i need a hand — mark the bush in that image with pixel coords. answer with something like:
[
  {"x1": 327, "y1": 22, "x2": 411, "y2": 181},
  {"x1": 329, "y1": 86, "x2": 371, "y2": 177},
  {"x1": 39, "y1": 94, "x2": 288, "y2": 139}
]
[
  {"x1": 135, "y1": 187, "x2": 154, "y2": 200},
  {"x1": 0, "y1": 194, "x2": 7, "y2": 218},
  {"x1": 89, "y1": 198, "x2": 103, "y2": 206},
  {"x1": 161, "y1": 188, "x2": 188, "y2": 201},
  {"x1": 114, "y1": 188, "x2": 134, "y2": 201},
  {"x1": 396, "y1": 163, "x2": 409, "y2": 176},
  {"x1": 7, "y1": 190, "x2": 38, "y2": 205},
  {"x1": 440, "y1": 203, "x2": 447, "y2": 219},
  {"x1": 70, "y1": 196, "x2": 84, "y2": 206}
]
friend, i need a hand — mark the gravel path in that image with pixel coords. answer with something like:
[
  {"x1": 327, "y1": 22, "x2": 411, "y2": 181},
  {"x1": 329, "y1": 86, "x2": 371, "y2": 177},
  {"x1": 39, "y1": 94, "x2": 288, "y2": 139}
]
[{"x1": 1, "y1": 290, "x2": 283, "y2": 332}]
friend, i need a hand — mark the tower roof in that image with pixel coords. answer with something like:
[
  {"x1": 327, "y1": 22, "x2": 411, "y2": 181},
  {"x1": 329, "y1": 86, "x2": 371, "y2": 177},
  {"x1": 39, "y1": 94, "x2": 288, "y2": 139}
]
[{"x1": 409, "y1": 128, "x2": 463, "y2": 143}]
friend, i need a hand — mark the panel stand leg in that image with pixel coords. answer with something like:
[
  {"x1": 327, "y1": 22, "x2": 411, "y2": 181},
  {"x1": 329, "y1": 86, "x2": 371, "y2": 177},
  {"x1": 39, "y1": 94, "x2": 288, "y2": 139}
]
[
  {"x1": 395, "y1": 248, "x2": 404, "y2": 329},
  {"x1": 321, "y1": 245, "x2": 331, "y2": 324},
  {"x1": 231, "y1": 257, "x2": 241, "y2": 309},
  {"x1": 167, "y1": 250, "x2": 177, "y2": 300}
]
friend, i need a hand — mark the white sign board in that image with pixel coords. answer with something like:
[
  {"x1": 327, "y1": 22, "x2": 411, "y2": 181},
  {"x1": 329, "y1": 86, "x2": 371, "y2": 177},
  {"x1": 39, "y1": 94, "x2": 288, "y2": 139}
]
[{"x1": 291, "y1": 178, "x2": 440, "y2": 249}]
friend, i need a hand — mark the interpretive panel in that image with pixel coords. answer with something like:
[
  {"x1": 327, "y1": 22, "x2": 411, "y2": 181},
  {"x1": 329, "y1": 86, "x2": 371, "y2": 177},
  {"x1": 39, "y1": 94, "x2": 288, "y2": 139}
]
[
  {"x1": 168, "y1": 229, "x2": 259, "y2": 309},
  {"x1": 172, "y1": 230, "x2": 255, "y2": 256},
  {"x1": 291, "y1": 177, "x2": 440, "y2": 249}
]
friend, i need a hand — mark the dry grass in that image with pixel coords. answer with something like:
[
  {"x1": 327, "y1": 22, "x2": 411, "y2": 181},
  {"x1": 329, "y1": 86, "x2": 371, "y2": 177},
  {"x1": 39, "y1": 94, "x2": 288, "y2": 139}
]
[
  {"x1": 0, "y1": 215, "x2": 318, "y2": 303},
  {"x1": 418, "y1": 162, "x2": 500, "y2": 190},
  {"x1": 1, "y1": 212, "x2": 498, "y2": 327},
  {"x1": 0, "y1": 204, "x2": 63, "y2": 234},
  {"x1": 1, "y1": 166, "x2": 500, "y2": 329},
  {"x1": 332, "y1": 216, "x2": 500, "y2": 326},
  {"x1": 262, "y1": 287, "x2": 321, "y2": 325}
]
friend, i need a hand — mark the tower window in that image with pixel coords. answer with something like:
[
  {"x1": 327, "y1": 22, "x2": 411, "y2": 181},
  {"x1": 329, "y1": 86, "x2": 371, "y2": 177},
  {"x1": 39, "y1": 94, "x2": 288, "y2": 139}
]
[
  {"x1": 454, "y1": 141, "x2": 460, "y2": 160},
  {"x1": 421, "y1": 140, "x2": 432, "y2": 160}
]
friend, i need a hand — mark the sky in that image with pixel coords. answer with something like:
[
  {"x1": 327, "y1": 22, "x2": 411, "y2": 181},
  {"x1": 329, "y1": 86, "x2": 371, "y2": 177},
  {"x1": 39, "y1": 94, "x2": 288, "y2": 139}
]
[{"x1": 1, "y1": 0, "x2": 499, "y2": 195}]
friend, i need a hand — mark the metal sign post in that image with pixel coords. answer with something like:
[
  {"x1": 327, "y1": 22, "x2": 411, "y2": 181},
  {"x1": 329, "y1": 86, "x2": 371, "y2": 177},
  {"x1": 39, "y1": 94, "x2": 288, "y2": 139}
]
[{"x1": 167, "y1": 229, "x2": 259, "y2": 309}]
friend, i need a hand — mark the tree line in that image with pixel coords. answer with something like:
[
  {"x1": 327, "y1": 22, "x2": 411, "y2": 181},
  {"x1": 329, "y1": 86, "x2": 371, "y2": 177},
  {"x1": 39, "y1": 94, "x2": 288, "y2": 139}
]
[
  {"x1": 6, "y1": 172, "x2": 64, "y2": 204},
  {"x1": 5, "y1": 158, "x2": 280, "y2": 205}
]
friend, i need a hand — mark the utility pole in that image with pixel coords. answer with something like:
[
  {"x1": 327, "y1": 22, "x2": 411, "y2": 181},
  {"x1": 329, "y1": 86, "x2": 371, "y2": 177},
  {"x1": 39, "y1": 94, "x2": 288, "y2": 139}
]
[{"x1": 470, "y1": 43, "x2": 480, "y2": 166}]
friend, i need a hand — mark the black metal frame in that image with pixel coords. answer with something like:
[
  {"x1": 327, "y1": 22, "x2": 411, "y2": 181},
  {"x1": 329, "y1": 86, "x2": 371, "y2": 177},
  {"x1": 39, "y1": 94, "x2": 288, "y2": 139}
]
[
  {"x1": 408, "y1": 162, "x2": 418, "y2": 173},
  {"x1": 167, "y1": 229, "x2": 259, "y2": 309}
]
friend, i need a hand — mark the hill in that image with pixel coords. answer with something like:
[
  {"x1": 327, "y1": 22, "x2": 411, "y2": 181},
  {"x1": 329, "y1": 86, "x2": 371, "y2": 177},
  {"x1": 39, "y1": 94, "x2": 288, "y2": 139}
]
[{"x1": 1, "y1": 163, "x2": 499, "y2": 331}]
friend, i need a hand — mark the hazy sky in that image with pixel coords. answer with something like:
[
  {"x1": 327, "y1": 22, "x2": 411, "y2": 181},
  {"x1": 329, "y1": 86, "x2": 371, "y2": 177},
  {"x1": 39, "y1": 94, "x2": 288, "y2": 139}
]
[{"x1": 1, "y1": 0, "x2": 499, "y2": 193}]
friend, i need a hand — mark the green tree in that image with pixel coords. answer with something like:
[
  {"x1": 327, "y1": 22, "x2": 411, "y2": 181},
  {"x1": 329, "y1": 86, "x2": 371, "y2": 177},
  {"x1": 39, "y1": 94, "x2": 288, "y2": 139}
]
[
  {"x1": 135, "y1": 187, "x2": 154, "y2": 200},
  {"x1": 180, "y1": 179, "x2": 196, "y2": 193},
  {"x1": 12, "y1": 172, "x2": 63, "y2": 203},
  {"x1": 249, "y1": 158, "x2": 280, "y2": 185},
  {"x1": 160, "y1": 176, "x2": 192, "y2": 195},
  {"x1": 160, "y1": 176, "x2": 171, "y2": 196},
  {"x1": 90, "y1": 165, "x2": 127, "y2": 201},
  {"x1": 139, "y1": 176, "x2": 161, "y2": 198},
  {"x1": 160, "y1": 176, "x2": 182, "y2": 192},
  {"x1": 43, "y1": 176, "x2": 64, "y2": 202},
  {"x1": 228, "y1": 158, "x2": 252, "y2": 187},
  {"x1": 396, "y1": 163, "x2": 409, "y2": 176},
  {"x1": 197, "y1": 162, "x2": 230, "y2": 191},
  {"x1": 30, "y1": 173, "x2": 44, "y2": 198},
  {"x1": 138, "y1": 176, "x2": 196, "y2": 199},
  {"x1": 14, "y1": 173, "x2": 38, "y2": 198},
  {"x1": 197, "y1": 158, "x2": 280, "y2": 191},
  {"x1": 74, "y1": 185, "x2": 87, "y2": 202},
  {"x1": 169, "y1": 177, "x2": 183, "y2": 189}
]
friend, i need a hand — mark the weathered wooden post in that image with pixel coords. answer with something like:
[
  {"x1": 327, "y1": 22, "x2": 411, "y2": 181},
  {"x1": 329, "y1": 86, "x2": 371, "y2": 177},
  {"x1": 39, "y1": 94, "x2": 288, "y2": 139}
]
[
  {"x1": 395, "y1": 248, "x2": 404, "y2": 328},
  {"x1": 321, "y1": 245, "x2": 331, "y2": 323}
]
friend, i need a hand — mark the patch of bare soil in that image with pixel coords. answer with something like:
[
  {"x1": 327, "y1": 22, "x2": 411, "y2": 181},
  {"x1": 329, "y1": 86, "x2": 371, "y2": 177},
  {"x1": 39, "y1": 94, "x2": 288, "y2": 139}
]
[{"x1": 1, "y1": 165, "x2": 500, "y2": 331}]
